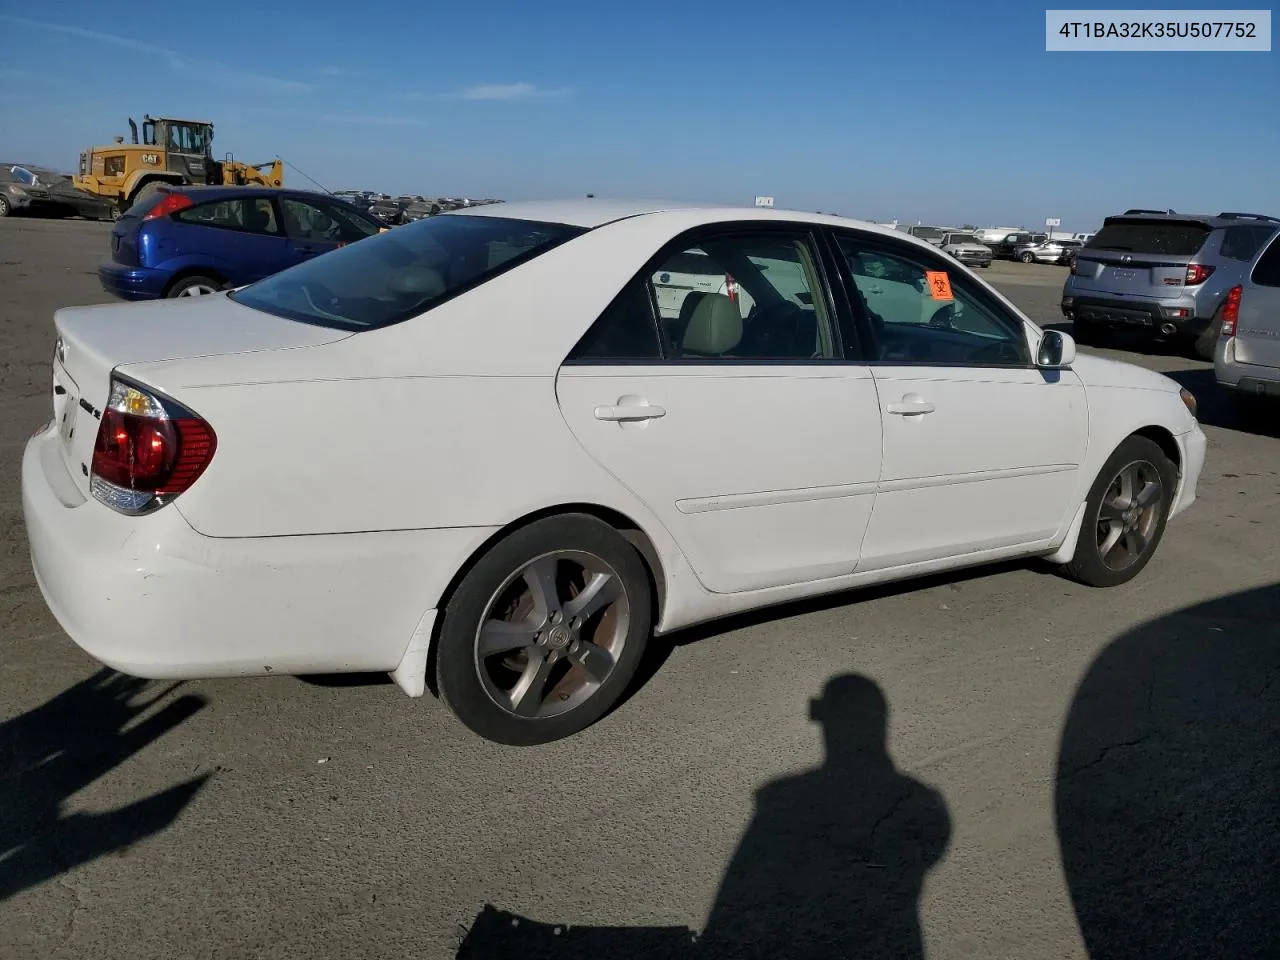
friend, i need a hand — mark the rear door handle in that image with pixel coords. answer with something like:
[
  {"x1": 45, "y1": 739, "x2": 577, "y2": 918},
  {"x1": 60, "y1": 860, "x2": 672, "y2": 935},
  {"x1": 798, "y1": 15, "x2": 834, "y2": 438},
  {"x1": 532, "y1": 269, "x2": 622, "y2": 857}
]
[
  {"x1": 594, "y1": 400, "x2": 666, "y2": 422},
  {"x1": 886, "y1": 395, "x2": 935, "y2": 416}
]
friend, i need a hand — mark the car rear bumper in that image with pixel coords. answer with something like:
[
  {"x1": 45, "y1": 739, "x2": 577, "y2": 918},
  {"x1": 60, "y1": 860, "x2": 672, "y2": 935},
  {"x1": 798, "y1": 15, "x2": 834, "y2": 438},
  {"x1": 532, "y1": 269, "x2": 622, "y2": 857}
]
[
  {"x1": 22, "y1": 425, "x2": 497, "y2": 682},
  {"x1": 1061, "y1": 295, "x2": 1210, "y2": 337},
  {"x1": 1214, "y1": 338, "x2": 1280, "y2": 394},
  {"x1": 98, "y1": 262, "x2": 168, "y2": 301}
]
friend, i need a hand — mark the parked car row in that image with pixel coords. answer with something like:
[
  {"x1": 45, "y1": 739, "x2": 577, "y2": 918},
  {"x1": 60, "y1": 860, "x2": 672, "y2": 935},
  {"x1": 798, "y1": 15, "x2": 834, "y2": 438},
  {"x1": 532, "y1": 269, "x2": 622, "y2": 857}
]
[{"x1": 332, "y1": 190, "x2": 503, "y2": 226}]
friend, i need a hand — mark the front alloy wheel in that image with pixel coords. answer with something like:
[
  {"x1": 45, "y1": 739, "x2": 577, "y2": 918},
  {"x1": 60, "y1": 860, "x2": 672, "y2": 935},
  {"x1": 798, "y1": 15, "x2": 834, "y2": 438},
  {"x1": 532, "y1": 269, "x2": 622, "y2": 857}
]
[
  {"x1": 436, "y1": 515, "x2": 651, "y2": 745},
  {"x1": 1063, "y1": 435, "x2": 1176, "y2": 587}
]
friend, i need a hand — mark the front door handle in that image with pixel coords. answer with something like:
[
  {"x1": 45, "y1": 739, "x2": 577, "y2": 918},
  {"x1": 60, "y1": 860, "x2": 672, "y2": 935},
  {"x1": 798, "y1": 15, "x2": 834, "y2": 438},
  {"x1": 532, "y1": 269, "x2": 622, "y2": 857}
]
[
  {"x1": 886, "y1": 394, "x2": 935, "y2": 416},
  {"x1": 594, "y1": 398, "x2": 666, "y2": 422}
]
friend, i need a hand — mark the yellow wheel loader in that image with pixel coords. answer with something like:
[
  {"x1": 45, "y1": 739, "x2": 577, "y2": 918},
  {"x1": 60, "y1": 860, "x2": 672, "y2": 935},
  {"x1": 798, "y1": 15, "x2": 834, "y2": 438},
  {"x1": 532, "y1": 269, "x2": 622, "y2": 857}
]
[{"x1": 73, "y1": 115, "x2": 284, "y2": 216}]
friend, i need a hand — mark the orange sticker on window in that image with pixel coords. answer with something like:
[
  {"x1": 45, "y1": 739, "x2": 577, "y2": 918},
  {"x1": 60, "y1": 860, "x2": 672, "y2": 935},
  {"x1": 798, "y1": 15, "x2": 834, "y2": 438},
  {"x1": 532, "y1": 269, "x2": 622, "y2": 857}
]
[{"x1": 925, "y1": 271, "x2": 953, "y2": 301}]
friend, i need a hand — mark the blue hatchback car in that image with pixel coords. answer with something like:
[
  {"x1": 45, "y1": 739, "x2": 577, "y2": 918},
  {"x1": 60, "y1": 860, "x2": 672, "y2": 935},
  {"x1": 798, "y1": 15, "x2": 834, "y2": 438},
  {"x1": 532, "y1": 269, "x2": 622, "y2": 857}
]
[{"x1": 99, "y1": 185, "x2": 386, "y2": 300}]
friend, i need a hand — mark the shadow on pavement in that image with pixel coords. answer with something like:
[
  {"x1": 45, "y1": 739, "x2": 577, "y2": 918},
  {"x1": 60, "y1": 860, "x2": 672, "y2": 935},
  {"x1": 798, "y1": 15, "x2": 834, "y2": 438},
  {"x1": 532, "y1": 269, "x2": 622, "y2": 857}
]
[
  {"x1": 457, "y1": 673, "x2": 951, "y2": 958},
  {"x1": 0, "y1": 668, "x2": 209, "y2": 902},
  {"x1": 1162, "y1": 367, "x2": 1280, "y2": 437},
  {"x1": 1056, "y1": 583, "x2": 1280, "y2": 959}
]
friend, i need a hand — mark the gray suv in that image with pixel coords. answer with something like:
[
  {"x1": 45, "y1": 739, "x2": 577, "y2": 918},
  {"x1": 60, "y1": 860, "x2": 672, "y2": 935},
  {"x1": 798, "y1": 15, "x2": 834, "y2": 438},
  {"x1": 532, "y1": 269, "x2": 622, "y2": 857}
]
[
  {"x1": 1061, "y1": 211, "x2": 1280, "y2": 359},
  {"x1": 1214, "y1": 231, "x2": 1280, "y2": 413}
]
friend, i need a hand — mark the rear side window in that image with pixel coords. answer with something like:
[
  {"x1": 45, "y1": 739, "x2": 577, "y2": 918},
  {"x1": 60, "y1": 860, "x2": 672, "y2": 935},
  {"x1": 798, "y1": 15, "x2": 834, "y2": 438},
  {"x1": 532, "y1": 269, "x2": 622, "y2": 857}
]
[
  {"x1": 1087, "y1": 218, "x2": 1211, "y2": 256},
  {"x1": 230, "y1": 214, "x2": 585, "y2": 330},
  {"x1": 174, "y1": 197, "x2": 281, "y2": 235},
  {"x1": 1220, "y1": 225, "x2": 1277, "y2": 262},
  {"x1": 1252, "y1": 236, "x2": 1280, "y2": 287}
]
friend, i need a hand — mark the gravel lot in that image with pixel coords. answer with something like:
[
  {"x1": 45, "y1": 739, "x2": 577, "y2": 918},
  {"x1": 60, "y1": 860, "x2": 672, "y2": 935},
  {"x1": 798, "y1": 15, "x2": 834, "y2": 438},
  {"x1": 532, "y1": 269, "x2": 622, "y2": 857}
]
[{"x1": 2, "y1": 218, "x2": 1277, "y2": 959}]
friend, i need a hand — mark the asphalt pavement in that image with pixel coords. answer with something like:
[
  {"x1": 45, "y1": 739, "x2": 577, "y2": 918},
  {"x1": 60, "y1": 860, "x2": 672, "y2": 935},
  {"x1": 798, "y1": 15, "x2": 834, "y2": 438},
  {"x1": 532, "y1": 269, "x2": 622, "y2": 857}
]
[{"x1": 2, "y1": 218, "x2": 1277, "y2": 959}]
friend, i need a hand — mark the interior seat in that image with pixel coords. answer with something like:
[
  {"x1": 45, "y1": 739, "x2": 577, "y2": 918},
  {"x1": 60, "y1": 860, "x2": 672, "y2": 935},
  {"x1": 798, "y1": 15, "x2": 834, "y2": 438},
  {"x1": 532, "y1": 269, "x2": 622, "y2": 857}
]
[{"x1": 679, "y1": 293, "x2": 742, "y2": 357}]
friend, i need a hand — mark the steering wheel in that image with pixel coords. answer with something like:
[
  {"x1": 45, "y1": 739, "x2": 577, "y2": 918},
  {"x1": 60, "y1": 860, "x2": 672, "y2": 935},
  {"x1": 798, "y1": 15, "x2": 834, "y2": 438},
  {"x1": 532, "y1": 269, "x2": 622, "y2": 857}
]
[{"x1": 928, "y1": 302, "x2": 958, "y2": 330}]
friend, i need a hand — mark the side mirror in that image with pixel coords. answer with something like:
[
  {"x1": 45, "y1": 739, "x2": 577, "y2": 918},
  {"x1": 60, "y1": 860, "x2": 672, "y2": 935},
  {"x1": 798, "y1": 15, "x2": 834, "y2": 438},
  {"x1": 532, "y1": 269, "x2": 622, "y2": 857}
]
[{"x1": 1037, "y1": 329, "x2": 1076, "y2": 368}]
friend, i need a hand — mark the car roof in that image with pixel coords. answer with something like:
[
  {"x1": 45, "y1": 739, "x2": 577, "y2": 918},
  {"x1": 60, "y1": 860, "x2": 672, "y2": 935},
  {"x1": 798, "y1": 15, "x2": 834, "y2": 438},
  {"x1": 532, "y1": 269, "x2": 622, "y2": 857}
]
[
  {"x1": 1103, "y1": 210, "x2": 1280, "y2": 229},
  {"x1": 444, "y1": 198, "x2": 933, "y2": 246},
  {"x1": 163, "y1": 184, "x2": 361, "y2": 203}
]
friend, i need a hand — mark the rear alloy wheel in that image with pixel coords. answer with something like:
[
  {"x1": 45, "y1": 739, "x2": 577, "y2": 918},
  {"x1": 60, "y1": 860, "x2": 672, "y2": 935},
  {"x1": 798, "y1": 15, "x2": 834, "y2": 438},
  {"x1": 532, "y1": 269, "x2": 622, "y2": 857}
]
[
  {"x1": 0, "y1": 195, "x2": 10, "y2": 217},
  {"x1": 1062, "y1": 435, "x2": 1177, "y2": 587},
  {"x1": 1020, "y1": 251, "x2": 1035, "y2": 263},
  {"x1": 435, "y1": 515, "x2": 652, "y2": 745},
  {"x1": 167, "y1": 275, "x2": 222, "y2": 298}
]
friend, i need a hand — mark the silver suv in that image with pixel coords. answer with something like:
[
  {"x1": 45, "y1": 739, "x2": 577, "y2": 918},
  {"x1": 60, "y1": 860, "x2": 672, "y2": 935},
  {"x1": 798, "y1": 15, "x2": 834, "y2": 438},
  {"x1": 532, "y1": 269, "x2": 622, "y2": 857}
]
[
  {"x1": 1214, "y1": 231, "x2": 1280, "y2": 414},
  {"x1": 1061, "y1": 211, "x2": 1280, "y2": 359}
]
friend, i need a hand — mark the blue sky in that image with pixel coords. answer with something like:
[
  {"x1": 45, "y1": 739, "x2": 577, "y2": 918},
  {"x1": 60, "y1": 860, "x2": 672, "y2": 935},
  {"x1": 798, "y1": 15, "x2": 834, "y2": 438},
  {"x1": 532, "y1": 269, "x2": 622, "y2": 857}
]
[{"x1": 0, "y1": 1, "x2": 1275, "y2": 231}]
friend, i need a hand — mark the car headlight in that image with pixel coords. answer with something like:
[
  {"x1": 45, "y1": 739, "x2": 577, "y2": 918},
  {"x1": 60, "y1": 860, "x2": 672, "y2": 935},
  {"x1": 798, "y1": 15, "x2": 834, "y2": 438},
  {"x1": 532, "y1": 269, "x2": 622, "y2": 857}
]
[
  {"x1": 1180, "y1": 387, "x2": 1198, "y2": 419},
  {"x1": 8, "y1": 185, "x2": 28, "y2": 197}
]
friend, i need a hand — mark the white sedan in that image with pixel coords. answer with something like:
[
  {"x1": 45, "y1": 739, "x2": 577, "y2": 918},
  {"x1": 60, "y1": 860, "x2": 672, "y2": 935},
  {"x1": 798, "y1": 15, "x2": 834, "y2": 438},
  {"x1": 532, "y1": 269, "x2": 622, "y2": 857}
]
[{"x1": 22, "y1": 199, "x2": 1207, "y2": 745}]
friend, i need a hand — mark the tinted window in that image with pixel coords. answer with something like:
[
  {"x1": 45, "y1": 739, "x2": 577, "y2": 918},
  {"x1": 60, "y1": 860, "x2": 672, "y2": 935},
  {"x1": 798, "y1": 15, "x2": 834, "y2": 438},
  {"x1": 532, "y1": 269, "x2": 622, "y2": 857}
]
[
  {"x1": 280, "y1": 196, "x2": 378, "y2": 244},
  {"x1": 650, "y1": 234, "x2": 839, "y2": 361},
  {"x1": 174, "y1": 197, "x2": 281, "y2": 234},
  {"x1": 837, "y1": 235, "x2": 1029, "y2": 367},
  {"x1": 230, "y1": 215, "x2": 585, "y2": 331},
  {"x1": 1252, "y1": 236, "x2": 1280, "y2": 287},
  {"x1": 567, "y1": 281, "x2": 662, "y2": 361},
  {"x1": 1220, "y1": 225, "x2": 1277, "y2": 262},
  {"x1": 1088, "y1": 219, "x2": 1211, "y2": 256}
]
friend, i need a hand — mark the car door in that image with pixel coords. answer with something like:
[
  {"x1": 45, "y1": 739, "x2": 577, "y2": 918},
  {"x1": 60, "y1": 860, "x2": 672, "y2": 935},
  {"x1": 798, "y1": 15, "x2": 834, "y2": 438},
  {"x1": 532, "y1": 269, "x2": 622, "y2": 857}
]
[
  {"x1": 828, "y1": 229, "x2": 1089, "y2": 570},
  {"x1": 169, "y1": 195, "x2": 293, "y2": 282},
  {"x1": 556, "y1": 226, "x2": 883, "y2": 595},
  {"x1": 278, "y1": 195, "x2": 381, "y2": 265},
  {"x1": 1235, "y1": 233, "x2": 1280, "y2": 370}
]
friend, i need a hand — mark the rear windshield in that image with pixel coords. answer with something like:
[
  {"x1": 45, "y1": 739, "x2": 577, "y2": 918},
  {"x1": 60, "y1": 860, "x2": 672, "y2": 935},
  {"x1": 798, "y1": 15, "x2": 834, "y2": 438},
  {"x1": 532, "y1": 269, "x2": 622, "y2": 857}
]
[
  {"x1": 230, "y1": 214, "x2": 585, "y2": 330},
  {"x1": 1087, "y1": 218, "x2": 1211, "y2": 256}
]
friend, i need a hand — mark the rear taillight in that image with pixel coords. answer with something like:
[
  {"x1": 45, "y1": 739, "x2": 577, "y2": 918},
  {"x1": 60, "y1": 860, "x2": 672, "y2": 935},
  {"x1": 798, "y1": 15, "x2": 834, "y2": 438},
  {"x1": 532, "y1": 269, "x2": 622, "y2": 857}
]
[
  {"x1": 1071, "y1": 258, "x2": 1088, "y2": 275},
  {"x1": 90, "y1": 377, "x2": 216, "y2": 515},
  {"x1": 1221, "y1": 285, "x2": 1243, "y2": 337},
  {"x1": 1185, "y1": 263, "x2": 1215, "y2": 285},
  {"x1": 143, "y1": 192, "x2": 194, "y2": 220}
]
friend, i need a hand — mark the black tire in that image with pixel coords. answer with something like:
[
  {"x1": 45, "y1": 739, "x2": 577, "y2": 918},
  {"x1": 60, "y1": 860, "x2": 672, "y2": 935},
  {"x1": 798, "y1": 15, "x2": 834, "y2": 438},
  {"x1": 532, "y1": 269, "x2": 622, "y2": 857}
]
[
  {"x1": 1020, "y1": 251, "x2": 1035, "y2": 263},
  {"x1": 1061, "y1": 435, "x2": 1177, "y2": 588},
  {"x1": 435, "y1": 514, "x2": 653, "y2": 745},
  {"x1": 130, "y1": 180, "x2": 172, "y2": 211},
  {"x1": 166, "y1": 275, "x2": 223, "y2": 298},
  {"x1": 979, "y1": 262, "x2": 990, "y2": 269},
  {"x1": 0, "y1": 195, "x2": 11, "y2": 217}
]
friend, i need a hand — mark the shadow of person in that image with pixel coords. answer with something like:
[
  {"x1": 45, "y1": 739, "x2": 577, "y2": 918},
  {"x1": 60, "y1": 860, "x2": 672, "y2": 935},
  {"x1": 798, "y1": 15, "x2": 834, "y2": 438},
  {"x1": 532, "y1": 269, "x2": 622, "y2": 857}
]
[
  {"x1": 698, "y1": 674, "x2": 951, "y2": 959},
  {"x1": 1056, "y1": 584, "x2": 1280, "y2": 959},
  {"x1": 0, "y1": 668, "x2": 210, "y2": 902},
  {"x1": 455, "y1": 674, "x2": 949, "y2": 959}
]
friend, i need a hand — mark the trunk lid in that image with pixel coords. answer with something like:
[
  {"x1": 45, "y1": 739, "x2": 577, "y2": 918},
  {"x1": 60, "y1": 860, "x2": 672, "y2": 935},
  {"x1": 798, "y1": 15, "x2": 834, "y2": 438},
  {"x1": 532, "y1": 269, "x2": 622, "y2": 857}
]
[
  {"x1": 1233, "y1": 285, "x2": 1280, "y2": 369},
  {"x1": 110, "y1": 210, "x2": 143, "y2": 266},
  {"x1": 1072, "y1": 217, "x2": 1211, "y2": 296},
  {"x1": 49, "y1": 294, "x2": 350, "y2": 499}
]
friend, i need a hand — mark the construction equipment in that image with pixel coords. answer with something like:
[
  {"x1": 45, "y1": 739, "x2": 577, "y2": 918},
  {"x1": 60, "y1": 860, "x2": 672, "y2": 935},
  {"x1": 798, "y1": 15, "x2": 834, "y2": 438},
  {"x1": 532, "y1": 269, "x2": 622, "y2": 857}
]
[{"x1": 73, "y1": 115, "x2": 284, "y2": 215}]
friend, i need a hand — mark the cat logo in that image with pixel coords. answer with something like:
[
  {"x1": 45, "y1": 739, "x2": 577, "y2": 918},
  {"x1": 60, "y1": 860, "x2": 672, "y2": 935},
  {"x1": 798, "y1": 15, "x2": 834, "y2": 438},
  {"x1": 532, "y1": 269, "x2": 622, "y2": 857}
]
[{"x1": 142, "y1": 153, "x2": 160, "y2": 165}]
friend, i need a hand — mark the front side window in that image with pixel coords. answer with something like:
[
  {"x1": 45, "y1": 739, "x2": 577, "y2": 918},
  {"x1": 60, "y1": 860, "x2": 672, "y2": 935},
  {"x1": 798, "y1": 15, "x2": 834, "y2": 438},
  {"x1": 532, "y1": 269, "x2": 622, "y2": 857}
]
[
  {"x1": 280, "y1": 197, "x2": 379, "y2": 245},
  {"x1": 174, "y1": 197, "x2": 281, "y2": 235},
  {"x1": 837, "y1": 235, "x2": 1030, "y2": 367},
  {"x1": 166, "y1": 123, "x2": 209, "y2": 154},
  {"x1": 231, "y1": 214, "x2": 585, "y2": 331}
]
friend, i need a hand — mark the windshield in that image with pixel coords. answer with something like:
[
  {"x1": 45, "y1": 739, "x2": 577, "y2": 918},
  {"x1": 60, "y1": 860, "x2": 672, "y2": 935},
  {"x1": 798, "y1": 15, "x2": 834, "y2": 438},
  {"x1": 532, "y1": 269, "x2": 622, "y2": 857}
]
[
  {"x1": 913, "y1": 227, "x2": 945, "y2": 240},
  {"x1": 231, "y1": 214, "x2": 586, "y2": 331},
  {"x1": 9, "y1": 166, "x2": 36, "y2": 186}
]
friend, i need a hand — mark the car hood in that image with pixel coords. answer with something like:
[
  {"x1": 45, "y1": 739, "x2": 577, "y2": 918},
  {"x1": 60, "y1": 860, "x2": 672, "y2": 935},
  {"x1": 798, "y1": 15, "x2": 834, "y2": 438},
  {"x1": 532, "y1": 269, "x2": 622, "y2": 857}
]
[{"x1": 1069, "y1": 352, "x2": 1182, "y2": 393}]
